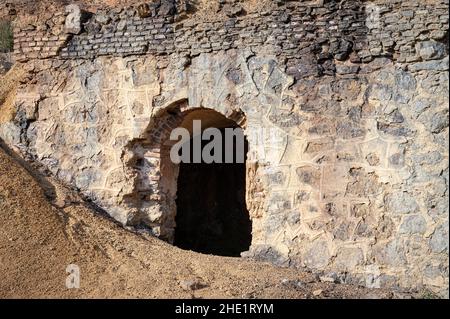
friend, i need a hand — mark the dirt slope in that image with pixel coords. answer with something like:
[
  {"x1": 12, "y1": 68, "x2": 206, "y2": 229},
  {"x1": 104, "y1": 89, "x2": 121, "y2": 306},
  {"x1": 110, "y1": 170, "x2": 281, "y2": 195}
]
[{"x1": 0, "y1": 142, "x2": 405, "y2": 299}]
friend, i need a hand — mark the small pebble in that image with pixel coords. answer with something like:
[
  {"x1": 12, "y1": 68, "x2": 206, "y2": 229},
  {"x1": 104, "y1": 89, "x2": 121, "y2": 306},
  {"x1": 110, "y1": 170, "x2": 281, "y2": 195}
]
[{"x1": 313, "y1": 289, "x2": 323, "y2": 296}]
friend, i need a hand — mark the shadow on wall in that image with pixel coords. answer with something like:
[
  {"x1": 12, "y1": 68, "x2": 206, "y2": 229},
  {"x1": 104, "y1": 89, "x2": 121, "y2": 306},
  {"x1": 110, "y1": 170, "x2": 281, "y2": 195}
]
[
  {"x1": 0, "y1": 137, "x2": 57, "y2": 203},
  {"x1": 0, "y1": 137, "x2": 126, "y2": 227}
]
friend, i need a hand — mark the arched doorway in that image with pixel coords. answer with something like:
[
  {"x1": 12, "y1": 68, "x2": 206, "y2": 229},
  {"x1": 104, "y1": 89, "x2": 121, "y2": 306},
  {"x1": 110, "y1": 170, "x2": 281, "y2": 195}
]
[{"x1": 172, "y1": 109, "x2": 252, "y2": 257}]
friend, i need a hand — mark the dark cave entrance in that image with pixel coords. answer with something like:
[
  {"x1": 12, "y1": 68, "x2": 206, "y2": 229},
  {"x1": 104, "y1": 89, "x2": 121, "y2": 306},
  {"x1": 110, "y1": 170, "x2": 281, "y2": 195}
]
[{"x1": 174, "y1": 115, "x2": 252, "y2": 257}]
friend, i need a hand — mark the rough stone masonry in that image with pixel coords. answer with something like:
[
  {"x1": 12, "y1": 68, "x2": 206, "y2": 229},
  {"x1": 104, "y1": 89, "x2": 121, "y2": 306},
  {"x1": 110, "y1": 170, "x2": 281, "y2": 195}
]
[{"x1": 1, "y1": 0, "x2": 448, "y2": 296}]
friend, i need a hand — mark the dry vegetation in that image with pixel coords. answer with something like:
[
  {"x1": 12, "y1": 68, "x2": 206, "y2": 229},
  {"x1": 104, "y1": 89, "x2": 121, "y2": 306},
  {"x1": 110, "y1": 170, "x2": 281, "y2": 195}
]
[{"x1": 0, "y1": 19, "x2": 12, "y2": 52}]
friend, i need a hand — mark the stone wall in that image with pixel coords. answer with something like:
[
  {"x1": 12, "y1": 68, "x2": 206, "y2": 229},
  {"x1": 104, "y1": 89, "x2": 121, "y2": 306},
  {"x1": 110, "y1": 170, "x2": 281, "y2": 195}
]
[{"x1": 1, "y1": 0, "x2": 449, "y2": 296}]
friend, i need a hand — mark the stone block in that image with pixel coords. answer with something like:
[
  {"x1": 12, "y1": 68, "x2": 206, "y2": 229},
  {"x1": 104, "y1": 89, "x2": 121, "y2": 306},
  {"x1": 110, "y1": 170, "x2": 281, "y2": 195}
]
[
  {"x1": 429, "y1": 224, "x2": 449, "y2": 253},
  {"x1": 385, "y1": 191, "x2": 418, "y2": 215},
  {"x1": 416, "y1": 41, "x2": 447, "y2": 60},
  {"x1": 334, "y1": 248, "x2": 364, "y2": 270},
  {"x1": 399, "y1": 215, "x2": 427, "y2": 235},
  {"x1": 296, "y1": 166, "x2": 321, "y2": 188}
]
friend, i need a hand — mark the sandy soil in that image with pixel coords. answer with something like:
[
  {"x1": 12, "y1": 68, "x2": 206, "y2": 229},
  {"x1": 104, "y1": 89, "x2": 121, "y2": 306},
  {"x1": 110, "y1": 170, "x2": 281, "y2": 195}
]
[{"x1": 0, "y1": 141, "x2": 406, "y2": 299}]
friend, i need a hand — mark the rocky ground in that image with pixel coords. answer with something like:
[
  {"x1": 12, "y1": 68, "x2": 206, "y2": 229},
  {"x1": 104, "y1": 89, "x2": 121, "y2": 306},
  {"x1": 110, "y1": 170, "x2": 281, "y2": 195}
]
[
  {"x1": 1, "y1": 0, "x2": 274, "y2": 25},
  {"x1": 0, "y1": 140, "x2": 417, "y2": 299}
]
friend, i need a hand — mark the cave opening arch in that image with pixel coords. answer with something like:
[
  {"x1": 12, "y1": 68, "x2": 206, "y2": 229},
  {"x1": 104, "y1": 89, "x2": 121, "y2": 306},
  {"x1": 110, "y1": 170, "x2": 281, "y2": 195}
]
[{"x1": 132, "y1": 103, "x2": 254, "y2": 257}]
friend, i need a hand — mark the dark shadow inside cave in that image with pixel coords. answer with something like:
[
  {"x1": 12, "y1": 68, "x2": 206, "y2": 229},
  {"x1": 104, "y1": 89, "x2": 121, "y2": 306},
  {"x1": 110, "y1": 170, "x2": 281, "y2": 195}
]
[{"x1": 174, "y1": 126, "x2": 252, "y2": 257}]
